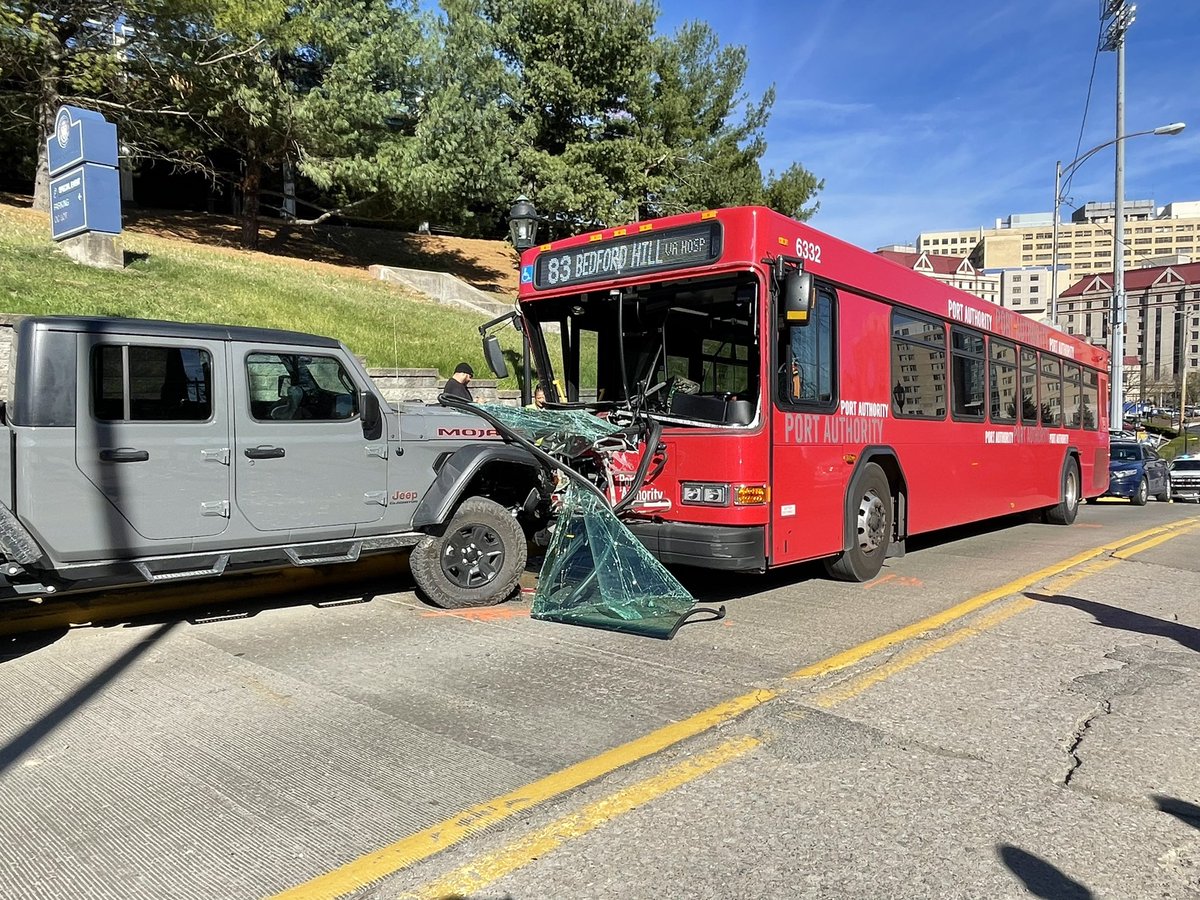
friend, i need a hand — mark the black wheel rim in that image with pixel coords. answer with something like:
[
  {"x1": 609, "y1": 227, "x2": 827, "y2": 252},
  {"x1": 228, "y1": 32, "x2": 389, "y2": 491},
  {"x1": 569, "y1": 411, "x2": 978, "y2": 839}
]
[{"x1": 440, "y1": 523, "x2": 505, "y2": 589}]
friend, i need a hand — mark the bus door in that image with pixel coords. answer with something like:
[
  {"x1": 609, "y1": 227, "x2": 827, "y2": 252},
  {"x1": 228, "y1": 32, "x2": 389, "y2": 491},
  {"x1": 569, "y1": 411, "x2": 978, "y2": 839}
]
[{"x1": 770, "y1": 287, "x2": 847, "y2": 564}]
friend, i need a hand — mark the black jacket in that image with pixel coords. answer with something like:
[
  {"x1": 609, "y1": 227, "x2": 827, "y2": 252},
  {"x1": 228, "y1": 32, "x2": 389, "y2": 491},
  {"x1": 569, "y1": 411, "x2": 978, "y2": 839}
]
[{"x1": 443, "y1": 377, "x2": 473, "y2": 401}]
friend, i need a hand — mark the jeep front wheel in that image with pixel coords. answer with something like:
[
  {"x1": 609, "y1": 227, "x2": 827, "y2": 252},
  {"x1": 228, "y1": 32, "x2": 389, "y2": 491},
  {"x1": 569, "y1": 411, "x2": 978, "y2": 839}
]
[{"x1": 410, "y1": 497, "x2": 526, "y2": 609}]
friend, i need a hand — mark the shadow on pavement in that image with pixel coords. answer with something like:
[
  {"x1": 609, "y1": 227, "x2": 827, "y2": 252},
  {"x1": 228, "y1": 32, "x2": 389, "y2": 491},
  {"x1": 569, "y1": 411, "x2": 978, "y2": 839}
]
[
  {"x1": 997, "y1": 845, "x2": 1093, "y2": 899},
  {"x1": 0, "y1": 551, "x2": 422, "y2": 640},
  {"x1": 1152, "y1": 794, "x2": 1200, "y2": 828},
  {"x1": 1027, "y1": 592, "x2": 1200, "y2": 652},
  {"x1": 0, "y1": 626, "x2": 69, "y2": 663},
  {"x1": 0, "y1": 621, "x2": 176, "y2": 778}
]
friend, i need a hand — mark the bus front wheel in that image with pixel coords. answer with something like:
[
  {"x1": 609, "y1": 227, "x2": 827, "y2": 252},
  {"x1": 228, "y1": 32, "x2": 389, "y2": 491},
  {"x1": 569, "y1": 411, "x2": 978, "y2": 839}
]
[{"x1": 826, "y1": 463, "x2": 892, "y2": 583}]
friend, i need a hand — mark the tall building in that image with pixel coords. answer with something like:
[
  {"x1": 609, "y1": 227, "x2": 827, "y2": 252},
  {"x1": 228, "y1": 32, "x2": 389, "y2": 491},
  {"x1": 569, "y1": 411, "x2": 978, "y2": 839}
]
[
  {"x1": 1059, "y1": 261, "x2": 1200, "y2": 404},
  {"x1": 916, "y1": 200, "x2": 1200, "y2": 292}
]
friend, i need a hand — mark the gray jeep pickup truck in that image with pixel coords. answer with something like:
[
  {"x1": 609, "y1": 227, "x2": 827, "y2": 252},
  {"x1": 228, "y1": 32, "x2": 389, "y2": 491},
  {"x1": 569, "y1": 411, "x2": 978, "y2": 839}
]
[{"x1": 0, "y1": 316, "x2": 547, "y2": 608}]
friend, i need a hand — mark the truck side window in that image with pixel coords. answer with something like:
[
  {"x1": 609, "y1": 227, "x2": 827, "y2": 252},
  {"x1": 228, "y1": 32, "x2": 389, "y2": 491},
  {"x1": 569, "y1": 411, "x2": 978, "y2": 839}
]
[
  {"x1": 247, "y1": 352, "x2": 358, "y2": 422},
  {"x1": 92, "y1": 345, "x2": 212, "y2": 422}
]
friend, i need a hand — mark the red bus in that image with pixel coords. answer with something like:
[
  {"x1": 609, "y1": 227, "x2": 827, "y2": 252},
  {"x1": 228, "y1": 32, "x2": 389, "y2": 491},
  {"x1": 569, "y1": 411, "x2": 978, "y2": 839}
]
[{"x1": 508, "y1": 206, "x2": 1110, "y2": 581}]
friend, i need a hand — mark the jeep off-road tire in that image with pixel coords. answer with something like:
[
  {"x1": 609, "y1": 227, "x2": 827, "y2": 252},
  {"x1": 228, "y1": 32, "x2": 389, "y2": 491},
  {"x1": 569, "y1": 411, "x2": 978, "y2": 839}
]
[{"x1": 410, "y1": 497, "x2": 526, "y2": 609}]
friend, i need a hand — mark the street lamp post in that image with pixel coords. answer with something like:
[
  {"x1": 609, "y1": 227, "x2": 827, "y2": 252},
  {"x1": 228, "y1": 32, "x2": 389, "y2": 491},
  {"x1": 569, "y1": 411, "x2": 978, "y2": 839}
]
[
  {"x1": 1049, "y1": 122, "x2": 1184, "y2": 327},
  {"x1": 507, "y1": 195, "x2": 541, "y2": 253},
  {"x1": 507, "y1": 196, "x2": 544, "y2": 405}
]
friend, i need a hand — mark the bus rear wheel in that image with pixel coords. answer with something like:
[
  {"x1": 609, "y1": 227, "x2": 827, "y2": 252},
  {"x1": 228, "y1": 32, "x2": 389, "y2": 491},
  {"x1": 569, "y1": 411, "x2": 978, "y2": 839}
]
[
  {"x1": 826, "y1": 463, "x2": 892, "y2": 583},
  {"x1": 1043, "y1": 459, "x2": 1080, "y2": 525}
]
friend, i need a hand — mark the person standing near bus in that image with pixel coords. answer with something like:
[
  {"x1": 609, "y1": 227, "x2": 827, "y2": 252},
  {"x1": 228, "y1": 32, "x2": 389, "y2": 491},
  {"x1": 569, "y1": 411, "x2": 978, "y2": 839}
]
[{"x1": 443, "y1": 362, "x2": 474, "y2": 401}]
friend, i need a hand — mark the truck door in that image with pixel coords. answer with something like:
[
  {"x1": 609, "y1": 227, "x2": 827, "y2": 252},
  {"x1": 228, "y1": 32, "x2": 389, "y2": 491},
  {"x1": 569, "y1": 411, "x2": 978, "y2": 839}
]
[
  {"x1": 231, "y1": 344, "x2": 388, "y2": 531},
  {"x1": 75, "y1": 335, "x2": 232, "y2": 540}
]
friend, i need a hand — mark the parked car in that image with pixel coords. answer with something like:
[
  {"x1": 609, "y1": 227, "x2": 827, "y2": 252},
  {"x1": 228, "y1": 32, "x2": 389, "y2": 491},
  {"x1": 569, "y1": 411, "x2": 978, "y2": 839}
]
[
  {"x1": 1169, "y1": 456, "x2": 1200, "y2": 503},
  {"x1": 1100, "y1": 441, "x2": 1171, "y2": 505}
]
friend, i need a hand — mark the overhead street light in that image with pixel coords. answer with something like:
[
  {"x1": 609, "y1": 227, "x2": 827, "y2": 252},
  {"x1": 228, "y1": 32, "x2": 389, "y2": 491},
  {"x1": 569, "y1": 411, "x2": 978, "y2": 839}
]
[{"x1": 1049, "y1": 122, "x2": 1185, "y2": 325}]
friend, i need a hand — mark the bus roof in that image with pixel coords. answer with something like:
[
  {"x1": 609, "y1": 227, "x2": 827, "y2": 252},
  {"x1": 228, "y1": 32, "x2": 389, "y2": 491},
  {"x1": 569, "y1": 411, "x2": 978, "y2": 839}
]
[{"x1": 517, "y1": 205, "x2": 1108, "y2": 371}]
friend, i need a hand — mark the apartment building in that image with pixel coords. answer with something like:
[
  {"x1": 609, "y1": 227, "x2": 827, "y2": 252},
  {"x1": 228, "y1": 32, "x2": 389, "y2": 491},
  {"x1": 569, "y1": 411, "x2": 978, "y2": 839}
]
[
  {"x1": 916, "y1": 200, "x2": 1200, "y2": 291},
  {"x1": 1059, "y1": 261, "x2": 1200, "y2": 400},
  {"x1": 875, "y1": 250, "x2": 1000, "y2": 305}
]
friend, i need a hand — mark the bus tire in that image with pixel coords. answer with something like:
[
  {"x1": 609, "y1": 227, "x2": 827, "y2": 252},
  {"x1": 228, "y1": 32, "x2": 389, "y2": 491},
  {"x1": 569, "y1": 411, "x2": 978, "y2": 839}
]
[
  {"x1": 410, "y1": 497, "x2": 526, "y2": 609},
  {"x1": 1043, "y1": 458, "x2": 1081, "y2": 525},
  {"x1": 1131, "y1": 476, "x2": 1149, "y2": 506},
  {"x1": 825, "y1": 463, "x2": 892, "y2": 583}
]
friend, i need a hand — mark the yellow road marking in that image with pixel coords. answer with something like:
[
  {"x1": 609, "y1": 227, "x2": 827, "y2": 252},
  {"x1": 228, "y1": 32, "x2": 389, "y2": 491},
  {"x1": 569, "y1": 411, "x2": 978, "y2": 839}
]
[
  {"x1": 788, "y1": 518, "x2": 1198, "y2": 682},
  {"x1": 402, "y1": 736, "x2": 760, "y2": 900},
  {"x1": 1043, "y1": 558, "x2": 1121, "y2": 593},
  {"x1": 1113, "y1": 521, "x2": 1200, "y2": 559},
  {"x1": 269, "y1": 516, "x2": 1199, "y2": 900},
  {"x1": 813, "y1": 597, "x2": 1036, "y2": 708},
  {"x1": 265, "y1": 690, "x2": 774, "y2": 900}
]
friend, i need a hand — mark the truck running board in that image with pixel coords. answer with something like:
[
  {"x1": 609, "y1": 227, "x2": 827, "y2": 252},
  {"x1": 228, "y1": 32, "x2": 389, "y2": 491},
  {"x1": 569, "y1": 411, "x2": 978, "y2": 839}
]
[
  {"x1": 134, "y1": 554, "x2": 230, "y2": 583},
  {"x1": 285, "y1": 542, "x2": 363, "y2": 567}
]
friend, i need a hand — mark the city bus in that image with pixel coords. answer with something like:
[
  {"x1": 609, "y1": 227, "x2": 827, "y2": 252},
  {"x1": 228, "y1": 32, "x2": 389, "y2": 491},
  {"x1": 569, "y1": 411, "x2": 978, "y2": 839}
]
[{"x1": 506, "y1": 206, "x2": 1110, "y2": 582}]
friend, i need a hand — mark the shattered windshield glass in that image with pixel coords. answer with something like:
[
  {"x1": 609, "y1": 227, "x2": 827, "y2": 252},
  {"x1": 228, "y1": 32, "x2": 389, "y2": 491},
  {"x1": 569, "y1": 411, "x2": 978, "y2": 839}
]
[
  {"x1": 524, "y1": 274, "x2": 761, "y2": 428},
  {"x1": 531, "y1": 482, "x2": 703, "y2": 639},
  {"x1": 471, "y1": 403, "x2": 722, "y2": 638}
]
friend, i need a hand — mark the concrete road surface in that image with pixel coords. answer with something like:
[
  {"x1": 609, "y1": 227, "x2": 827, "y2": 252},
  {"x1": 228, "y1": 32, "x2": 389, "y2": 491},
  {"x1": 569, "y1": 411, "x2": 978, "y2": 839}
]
[{"x1": 0, "y1": 501, "x2": 1198, "y2": 900}]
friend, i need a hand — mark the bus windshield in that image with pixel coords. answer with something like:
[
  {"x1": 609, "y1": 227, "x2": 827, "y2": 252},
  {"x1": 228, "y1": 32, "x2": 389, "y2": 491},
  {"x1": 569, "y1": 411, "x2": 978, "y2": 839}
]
[{"x1": 524, "y1": 273, "x2": 760, "y2": 427}]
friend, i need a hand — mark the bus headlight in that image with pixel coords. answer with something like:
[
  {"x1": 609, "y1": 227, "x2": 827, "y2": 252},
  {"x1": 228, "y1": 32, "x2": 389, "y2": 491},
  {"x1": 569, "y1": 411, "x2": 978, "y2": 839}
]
[{"x1": 681, "y1": 482, "x2": 729, "y2": 506}]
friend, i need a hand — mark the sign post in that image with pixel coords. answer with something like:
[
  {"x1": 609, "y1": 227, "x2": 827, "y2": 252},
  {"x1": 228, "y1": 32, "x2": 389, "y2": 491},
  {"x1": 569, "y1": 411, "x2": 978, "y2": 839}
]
[{"x1": 46, "y1": 105, "x2": 123, "y2": 269}]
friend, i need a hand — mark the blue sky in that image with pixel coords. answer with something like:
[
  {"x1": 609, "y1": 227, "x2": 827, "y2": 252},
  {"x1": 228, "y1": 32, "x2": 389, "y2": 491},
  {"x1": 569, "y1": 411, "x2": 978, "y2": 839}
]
[{"x1": 655, "y1": 0, "x2": 1200, "y2": 251}]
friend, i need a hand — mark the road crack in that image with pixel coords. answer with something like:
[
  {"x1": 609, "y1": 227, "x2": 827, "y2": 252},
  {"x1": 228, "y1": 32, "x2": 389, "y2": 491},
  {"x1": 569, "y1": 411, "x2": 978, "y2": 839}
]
[{"x1": 1062, "y1": 699, "x2": 1112, "y2": 786}]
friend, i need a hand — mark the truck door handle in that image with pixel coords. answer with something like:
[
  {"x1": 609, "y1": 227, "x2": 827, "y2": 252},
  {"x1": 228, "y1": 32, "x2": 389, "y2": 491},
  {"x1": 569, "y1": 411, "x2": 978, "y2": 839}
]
[
  {"x1": 99, "y1": 448, "x2": 150, "y2": 463},
  {"x1": 244, "y1": 446, "x2": 286, "y2": 460}
]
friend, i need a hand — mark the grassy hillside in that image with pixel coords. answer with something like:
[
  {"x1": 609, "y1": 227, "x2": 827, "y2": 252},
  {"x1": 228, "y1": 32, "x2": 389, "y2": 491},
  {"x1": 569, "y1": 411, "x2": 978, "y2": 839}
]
[{"x1": 0, "y1": 201, "x2": 524, "y2": 382}]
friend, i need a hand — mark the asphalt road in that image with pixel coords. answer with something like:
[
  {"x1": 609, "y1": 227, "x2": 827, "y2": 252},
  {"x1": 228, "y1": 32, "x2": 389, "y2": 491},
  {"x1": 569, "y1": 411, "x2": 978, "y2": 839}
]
[{"x1": 1, "y1": 500, "x2": 1198, "y2": 900}]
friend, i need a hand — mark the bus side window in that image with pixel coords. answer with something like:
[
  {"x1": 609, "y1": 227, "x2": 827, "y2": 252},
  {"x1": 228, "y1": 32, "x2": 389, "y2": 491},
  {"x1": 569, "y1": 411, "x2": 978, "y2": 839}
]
[{"x1": 780, "y1": 290, "x2": 834, "y2": 406}]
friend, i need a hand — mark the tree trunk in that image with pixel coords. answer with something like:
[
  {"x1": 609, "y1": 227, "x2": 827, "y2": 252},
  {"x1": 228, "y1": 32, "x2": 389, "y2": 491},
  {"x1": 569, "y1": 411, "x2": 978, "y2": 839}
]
[
  {"x1": 240, "y1": 150, "x2": 262, "y2": 249},
  {"x1": 31, "y1": 36, "x2": 65, "y2": 212}
]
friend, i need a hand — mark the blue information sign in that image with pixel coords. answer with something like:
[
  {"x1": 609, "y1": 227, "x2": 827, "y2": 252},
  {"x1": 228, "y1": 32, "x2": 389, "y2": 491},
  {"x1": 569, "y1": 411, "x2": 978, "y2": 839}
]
[
  {"x1": 47, "y1": 106, "x2": 118, "y2": 177},
  {"x1": 50, "y1": 164, "x2": 122, "y2": 240}
]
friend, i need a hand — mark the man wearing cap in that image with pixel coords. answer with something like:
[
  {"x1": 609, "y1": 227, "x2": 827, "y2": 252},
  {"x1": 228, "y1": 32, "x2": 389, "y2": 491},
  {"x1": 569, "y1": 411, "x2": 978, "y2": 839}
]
[{"x1": 443, "y1": 362, "x2": 474, "y2": 401}]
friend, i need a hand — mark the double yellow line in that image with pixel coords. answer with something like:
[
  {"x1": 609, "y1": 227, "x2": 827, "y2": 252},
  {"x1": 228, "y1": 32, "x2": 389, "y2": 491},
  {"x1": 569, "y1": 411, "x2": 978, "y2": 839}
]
[{"x1": 269, "y1": 516, "x2": 1199, "y2": 900}]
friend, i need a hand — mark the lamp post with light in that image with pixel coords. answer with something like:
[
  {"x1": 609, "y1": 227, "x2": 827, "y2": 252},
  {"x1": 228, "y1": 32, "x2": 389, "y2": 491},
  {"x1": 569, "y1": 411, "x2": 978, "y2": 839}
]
[
  {"x1": 1049, "y1": 122, "x2": 1185, "y2": 326},
  {"x1": 506, "y1": 196, "x2": 544, "y2": 405}
]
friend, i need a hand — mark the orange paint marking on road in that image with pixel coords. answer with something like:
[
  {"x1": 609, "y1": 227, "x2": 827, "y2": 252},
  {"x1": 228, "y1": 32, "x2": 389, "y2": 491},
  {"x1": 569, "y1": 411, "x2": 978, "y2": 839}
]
[
  {"x1": 864, "y1": 574, "x2": 923, "y2": 590},
  {"x1": 420, "y1": 606, "x2": 530, "y2": 622}
]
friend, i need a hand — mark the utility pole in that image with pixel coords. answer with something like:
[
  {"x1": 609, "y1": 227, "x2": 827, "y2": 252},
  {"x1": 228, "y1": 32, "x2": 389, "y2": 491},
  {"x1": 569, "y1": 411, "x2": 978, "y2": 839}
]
[{"x1": 1102, "y1": 0, "x2": 1136, "y2": 430}]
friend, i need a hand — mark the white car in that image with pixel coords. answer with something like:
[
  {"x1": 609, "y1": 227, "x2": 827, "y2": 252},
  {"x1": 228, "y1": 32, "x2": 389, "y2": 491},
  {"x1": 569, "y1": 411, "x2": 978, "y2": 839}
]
[{"x1": 1169, "y1": 456, "x2": 1200, "y2": 502}]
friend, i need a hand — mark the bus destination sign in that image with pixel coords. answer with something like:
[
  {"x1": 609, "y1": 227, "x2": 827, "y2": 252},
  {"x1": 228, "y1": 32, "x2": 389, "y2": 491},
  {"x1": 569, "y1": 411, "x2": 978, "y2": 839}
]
[{"x1": 533, "y1": 222, "x2": 722, "y2": 290}]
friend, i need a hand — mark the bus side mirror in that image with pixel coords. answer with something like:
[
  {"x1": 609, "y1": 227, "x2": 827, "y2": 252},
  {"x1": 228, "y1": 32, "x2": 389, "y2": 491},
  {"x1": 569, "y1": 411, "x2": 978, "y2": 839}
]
[
  {"x1": 482, "y1": 334, "x2": 508, "y2": 379},
  {"x1": 783, "y1": 270, "x2": 814, "y2": 326}
]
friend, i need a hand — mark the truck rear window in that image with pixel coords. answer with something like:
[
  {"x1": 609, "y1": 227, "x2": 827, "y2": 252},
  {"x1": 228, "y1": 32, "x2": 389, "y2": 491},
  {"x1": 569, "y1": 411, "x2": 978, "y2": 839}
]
[{"x1": 92, "y1": 345, "x2": 212, "y2": 421}]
